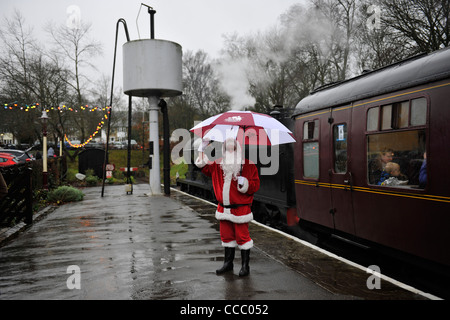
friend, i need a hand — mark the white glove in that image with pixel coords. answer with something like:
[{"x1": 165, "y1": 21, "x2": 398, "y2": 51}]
[
  {"x1": 198, "y1": 139, "x2": 210, "y2": 152},
  {"x1": 237, "y1": 176, "x2": 249, "y2": 193}
]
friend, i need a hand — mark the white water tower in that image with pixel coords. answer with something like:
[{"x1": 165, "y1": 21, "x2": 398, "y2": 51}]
[
  {"x1": 123, "y1": 39, "x2": 182, "y2": 98},
  {"x1": 122, "y1": 15, "x2": 182, "y2": 196}
]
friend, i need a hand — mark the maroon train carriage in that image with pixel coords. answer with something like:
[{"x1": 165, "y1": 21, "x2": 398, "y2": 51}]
[
  {"x1": 292, "y1": 46, "x2": 450, "y2": 272},
  {"x1": 179, "y1": 47, "x2": 450, "y2": 278}
]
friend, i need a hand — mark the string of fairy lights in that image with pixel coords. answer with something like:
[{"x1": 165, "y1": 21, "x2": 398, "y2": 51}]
[{"x1": 2, "y1": 102, "x2": 111, "y2": 148}]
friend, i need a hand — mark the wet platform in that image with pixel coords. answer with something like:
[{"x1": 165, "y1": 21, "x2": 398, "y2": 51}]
[{"x1": 0, "y1": 184, "x2": 431, "y2": 300}]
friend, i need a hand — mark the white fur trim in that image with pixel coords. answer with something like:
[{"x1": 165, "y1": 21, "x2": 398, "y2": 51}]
[
  {"x1": 194, "y1": 154, "x2": 208, "y2": 168},
  {"x1": 216, "y1": 210, "x2": 253, "y2": 224},
  {"x1": 238, "y1": 240, "x2": 253, "y2": 250},
  {"x1": 222, "y1": 174, "x2": 232, "y2": 206},
  {"x1": 237, "y1": 177, "x2": 249, "y2": 194},
  {"x1": 222, "y1": 240, "x2": 237, "y2": 248}
]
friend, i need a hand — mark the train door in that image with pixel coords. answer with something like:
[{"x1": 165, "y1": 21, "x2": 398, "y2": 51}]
[
  {"x1": 328, "y1": 106, "x2": 356, "y2": 235},
  {"x1": 295, "y1": 111, "x2": 334, "y2": 230}
]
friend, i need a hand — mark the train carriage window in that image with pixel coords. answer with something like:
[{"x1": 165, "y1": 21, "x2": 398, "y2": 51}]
[
  {"x1": 367, "y1": 107, "x2": 379, "y2": 131},
  {"x1": 411, "y1": 98, "x2": 427, "y2": 126},
  {"x1": 381, "y1": 101, "x2": 410, "y2": 130},
  {"x1": 396, "y1": 101, "x2": 409, "y2": 128},
  {"x1": 303, "y1": 120, "x2": 319, "y2": 140},
  {"x1": 381, "y1": 104, "x2": 392, "y2": 130},
  {"x1": 333, "y1": 124, "x2": 347, "y2": 173},
  {"x1": 366, "y1": 97, "x2": 427, "y2": 188},
  {"x1": 303, "y1": 142, "x2": 319, "y2": 179},
  {"x1": 367, "y1": 131, "x2": 426, "y2": 188},
  {"x1": 303, "y1": 120, "x2": 319, "y2": 179}
]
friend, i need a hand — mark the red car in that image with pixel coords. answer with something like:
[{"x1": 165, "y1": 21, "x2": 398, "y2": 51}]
[{"x1": 0, "y1": 153, "x2": 19, "y2": 167}]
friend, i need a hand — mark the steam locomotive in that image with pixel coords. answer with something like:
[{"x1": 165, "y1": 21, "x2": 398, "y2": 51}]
[{"x1": 179, "y1": 46, "x2": 450, "y2": 276}]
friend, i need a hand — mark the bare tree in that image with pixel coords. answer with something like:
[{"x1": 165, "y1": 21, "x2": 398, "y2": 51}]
[
  {"x1": 0, "y1": 12, "x2": 107, "y2": 146},
  {"x1": 0, "y1": 10, "x2": 36, "y2": 104},
  {"x1": 307, "y1": 0, "x2": 359, "y2": 80},
  {"x1": 224, "y1": 2, "x2": 349, "y2": 111},
  {"x1": 45, "y1": 20, "x2": 102, "y2": 101},
  {"x1": 182, "y1": 50, "x2": 230, "y2": 118},
  {"x1": 353, "y1": 0, "x2": 412, "y2": 72},
  {"x1": 0, "y1": 10, "x2": 69, "y2": 145},
  {"x1": 380, "y1": 0, "x2": 450, "y2": 54},
  {"x1": 45, "y1": 20, "x2": 103, "y2": 141}
]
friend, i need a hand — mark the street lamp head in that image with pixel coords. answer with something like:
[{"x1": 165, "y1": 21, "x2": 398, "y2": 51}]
[{"x1": 40, "y1": 110, "x2": 49, "y2": 124}]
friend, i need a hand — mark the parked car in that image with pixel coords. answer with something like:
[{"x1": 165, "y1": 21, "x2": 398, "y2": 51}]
[
  {"x1": 0, "y1": 149, "x2": 34, "y2": 164},
  {"x1": 110, "y1": 140, "x2": 140, "y2": 150},
  {"x1": 0, "y1": 153, "x2": 19, "y2": 167},
  {"x1": 110, "y1": 141, "x2": 126, "y2": 149}
]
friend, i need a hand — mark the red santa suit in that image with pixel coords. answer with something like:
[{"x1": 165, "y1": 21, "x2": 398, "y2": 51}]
[{"x1": 195, "y1": 151, "x2": 260, "y2": 250}]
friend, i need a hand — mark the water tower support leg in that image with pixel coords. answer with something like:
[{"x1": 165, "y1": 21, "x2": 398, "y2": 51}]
[{"x1": 148, "y1": 96, "x2": 162, "y2": 195}]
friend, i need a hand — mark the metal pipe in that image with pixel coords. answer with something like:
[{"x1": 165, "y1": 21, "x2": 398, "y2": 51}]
[
  {"x1": 149, "y1": 9, "x2": 156, "y2": 39},
  {"x1": 159, "y1": 99, "x2": 170, "y2": 196},
  {"x1": 102, "y1": 18, "x2": 130, "y2": 197},
  {"x1": 139, "y1": 4, "x2": 155, "y2": 39}
]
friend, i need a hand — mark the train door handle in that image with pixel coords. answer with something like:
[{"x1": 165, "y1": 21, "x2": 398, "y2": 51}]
[{"x1": 344, "y1": 172, "x2": 353, "y2": 190}]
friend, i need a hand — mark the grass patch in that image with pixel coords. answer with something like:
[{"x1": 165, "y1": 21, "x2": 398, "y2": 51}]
[{"x1": 107, "y1": 150, "x2": 150, "y2": 169}]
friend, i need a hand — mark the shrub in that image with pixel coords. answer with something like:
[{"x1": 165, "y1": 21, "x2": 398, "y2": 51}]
[
  {"x1": 114, "y1": 170, "x2": 124, "y2": 179},
  {"x1": 85, "y1": 175, "x2": 98, "y2": 186},
  {"x1": 66, "y1": 168, "x2": 78, "y2": 183},
  {"x1": 47, "y1": 186, "x2": 84, "y2": 204},
  {"x1": 106, "y1": 177, "x2": 116, "y2": 184},
  {"x1": 85, "y1": 169, "x2": 95, "y2": 176},
  {"x1": 123, "y1": 175, "x2": 135, "y2": 184}
]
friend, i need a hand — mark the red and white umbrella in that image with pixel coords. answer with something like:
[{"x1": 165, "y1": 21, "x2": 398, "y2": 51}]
[{"x1": 190, "y1": 110, "x2": 295, "y2": 146}]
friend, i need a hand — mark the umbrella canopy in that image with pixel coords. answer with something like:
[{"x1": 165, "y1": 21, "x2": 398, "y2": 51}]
[{"x1": 190, "y1": 110, "x2": 295, "y2": 146}]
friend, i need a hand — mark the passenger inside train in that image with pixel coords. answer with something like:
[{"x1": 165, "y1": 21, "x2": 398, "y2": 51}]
[
  {"x1": 368, "y1": 148, "x2": 394, "y2": 184},
  {"x1": 366, "y1": 97, "x2": 427, "y2": 189},
  {"x1": 419, "y1": 152, "x2": 427, "y2": 188},
  {"x1": 377, "y1": 162, "x2": 408, "y2": 186}
]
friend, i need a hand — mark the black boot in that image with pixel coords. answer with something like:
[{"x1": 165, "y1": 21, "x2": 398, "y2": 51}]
[
  {"x1": 216, "y1": 247, "x2": 235, "y2": 275},
  {"x1": 239, "y1": 249, "x2": 250, "y2": 277}
]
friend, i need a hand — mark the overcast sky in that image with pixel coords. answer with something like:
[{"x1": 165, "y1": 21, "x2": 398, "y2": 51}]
[{"x1": 1, "y1": 0, "x2": 305, "y2": 92}]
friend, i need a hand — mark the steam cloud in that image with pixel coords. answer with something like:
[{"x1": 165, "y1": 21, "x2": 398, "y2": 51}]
[
  {"x1": 213, "y1": 3, "x2": 346, "y2": 110},
  {"x1": 215, "y1": 56, "x2": 256, "y2": 110}
]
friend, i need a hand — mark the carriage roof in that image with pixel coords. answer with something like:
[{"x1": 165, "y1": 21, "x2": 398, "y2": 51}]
[{"x1": 293, "y1": 46, "x2": 450, "y2": 117}]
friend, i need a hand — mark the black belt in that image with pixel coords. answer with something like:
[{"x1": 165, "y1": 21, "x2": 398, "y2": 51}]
[{"x1": 219, "y1": 203, "x2": 251, "y2": 209}]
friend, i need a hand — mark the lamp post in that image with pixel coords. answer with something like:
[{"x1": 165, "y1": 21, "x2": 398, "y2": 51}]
[{"x1": 40, "y1": 110, "x2": 49, "y2": 190}]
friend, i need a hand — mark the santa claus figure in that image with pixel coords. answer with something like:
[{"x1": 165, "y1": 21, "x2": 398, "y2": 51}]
[{"x1": 195, "y1": 138, "x2": 260, "y2": 276}]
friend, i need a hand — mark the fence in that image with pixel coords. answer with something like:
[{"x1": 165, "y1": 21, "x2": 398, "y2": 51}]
[
  {"x1": 0, "y1": 164, "x2": 33, "y2": 226},
  {"x1": 0, "y1": 157, "x2": 67, "y2": 227}
]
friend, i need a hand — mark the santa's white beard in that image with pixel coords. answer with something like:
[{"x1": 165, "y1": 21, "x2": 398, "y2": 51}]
[{"x1": 221, "y1": 151, "x2": 242, "y2": 181}]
